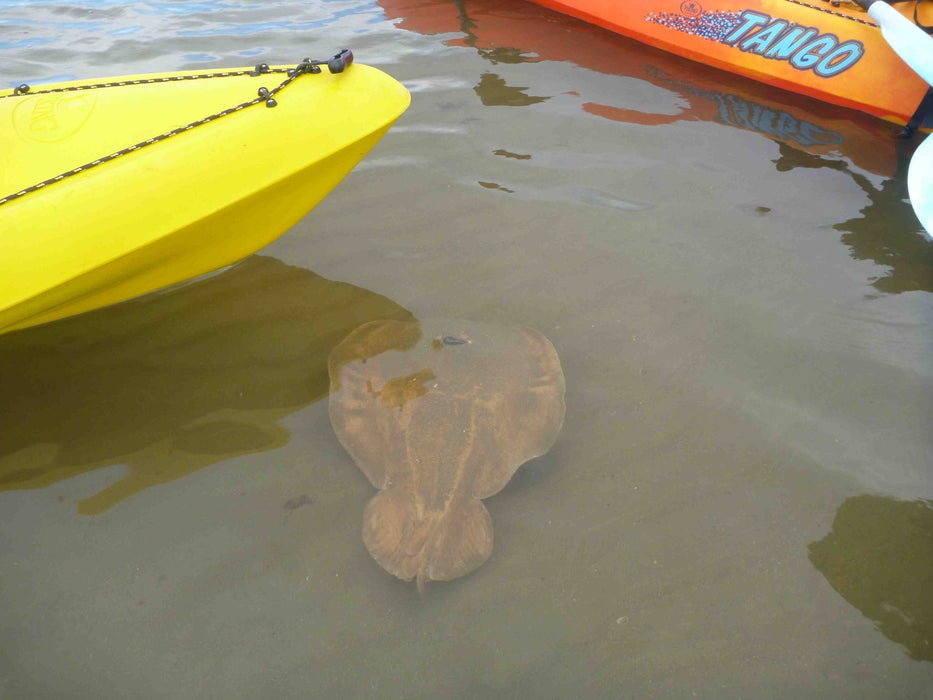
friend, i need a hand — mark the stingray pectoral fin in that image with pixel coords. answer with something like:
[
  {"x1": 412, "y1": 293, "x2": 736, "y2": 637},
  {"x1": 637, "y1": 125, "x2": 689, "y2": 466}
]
[
  {"x1": 471, "y1": 328, "x2": 565, "y2": 500},
  {"x1": 362, "y1": 489, "x2": 493, "y2": 585}
]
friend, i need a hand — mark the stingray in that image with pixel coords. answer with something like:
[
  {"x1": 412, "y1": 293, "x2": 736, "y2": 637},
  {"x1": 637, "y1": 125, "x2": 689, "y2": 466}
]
[{"x1": 328, "y1": 318, "x2": 565, "y2": 588}]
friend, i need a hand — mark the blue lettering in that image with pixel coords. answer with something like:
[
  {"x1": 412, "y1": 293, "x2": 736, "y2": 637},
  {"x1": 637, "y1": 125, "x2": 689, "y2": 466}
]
[
  {"x1": 757, "y1": 108, "x2": 778, "y2": 135},
  {"x1": 764, "y1": 26, "x2": 818, "y2": 59},
  {"x1": 713, "y1": 95, "x2": 732, "y2": 124},
  {"x1": 748, "y1": 103, "x2": 764, "y2": 129},
  {"x1": 741, "y1": 21, "x2": 789, "y2": 54},
  {"x1": 656, "y1": 8, "x2": 864, "y2": 78},
  {"x1": 798, "y1": 122, "x2": 843, "y2": 147},
  {"x1": 815, "y1": 41, "x2": 863, "y2": 77},
  {"x1": 712, "y1": 94, "x2": 844, "y2": 147},
  {"x1": 791, "y1": 35, "x2": 838, "y2": 70},
  {"x1": 775, "y1": 112, "x2": 797, "y2": 139},
  {"x1": 725, "y1": 11, "x2": 770, "y2": 45},
  {"x1": 727, "y1": 95, "x2": 753, "y2": 129}
]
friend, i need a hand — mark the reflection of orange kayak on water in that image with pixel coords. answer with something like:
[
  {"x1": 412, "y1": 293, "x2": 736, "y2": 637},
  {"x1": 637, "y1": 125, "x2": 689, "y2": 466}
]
[
  {"x1": 380, "y1": 0, "x2": 905, "y2": 176},
  {"x1": 528, "y1": 0, "x2": 930, "y2": 125}
]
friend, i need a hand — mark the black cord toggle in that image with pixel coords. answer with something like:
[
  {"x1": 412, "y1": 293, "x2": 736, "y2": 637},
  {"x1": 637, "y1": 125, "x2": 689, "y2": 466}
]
[
  {"x1": 284, "y1": 50, "x2": 352, "y2": 78},
  {"x1": 13, "y1": 83, "x2": 30, "y2": 95},
  {"x1": 326, "y1": 49, "x2": 353, "y2": 74},
  {"x1": 257, "y1": 87, "x2": 276, "y2": 107},
  {"x1": 288, "y1": 60, "x2": 321, "y2": 78},
  {"x1": 249, "y1": 63, "x2": 270, "y2": 77}
]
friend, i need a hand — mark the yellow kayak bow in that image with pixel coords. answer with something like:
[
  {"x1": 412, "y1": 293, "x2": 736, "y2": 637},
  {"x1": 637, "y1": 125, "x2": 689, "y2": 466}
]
[{"x1": 0, "y1": 51, "x2": 410, "y2": 334}]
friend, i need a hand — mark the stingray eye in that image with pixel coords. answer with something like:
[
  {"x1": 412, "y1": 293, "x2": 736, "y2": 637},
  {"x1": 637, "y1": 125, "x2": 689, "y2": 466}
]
[{"x1": 442, "y1": 335, "x2": 468, "y2": 346}]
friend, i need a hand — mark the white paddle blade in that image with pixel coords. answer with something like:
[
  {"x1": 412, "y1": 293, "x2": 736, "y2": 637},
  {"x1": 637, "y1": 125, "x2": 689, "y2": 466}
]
[
  {"x1": 908, "y1": 134, "x2": 933, "y2": 241},
  {"x1": 868, "y1": 1, "x2": 933, "y2": 86}
]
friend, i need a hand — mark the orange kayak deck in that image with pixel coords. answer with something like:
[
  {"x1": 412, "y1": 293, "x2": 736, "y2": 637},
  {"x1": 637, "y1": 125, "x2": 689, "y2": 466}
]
[{"x1": 528, "y1": 0, "x2": 931, "y2": 124}]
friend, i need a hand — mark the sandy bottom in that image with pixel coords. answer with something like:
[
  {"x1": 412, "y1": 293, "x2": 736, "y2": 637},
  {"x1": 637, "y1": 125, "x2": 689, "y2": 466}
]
[{"x1": 1, "y1": 1, "x2": 931, "y2": 698}]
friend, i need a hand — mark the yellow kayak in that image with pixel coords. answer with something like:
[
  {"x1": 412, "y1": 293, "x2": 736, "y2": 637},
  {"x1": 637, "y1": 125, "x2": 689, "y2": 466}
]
[{"x1": 0, "y1": 51, "x2": 410, "y2": 334}]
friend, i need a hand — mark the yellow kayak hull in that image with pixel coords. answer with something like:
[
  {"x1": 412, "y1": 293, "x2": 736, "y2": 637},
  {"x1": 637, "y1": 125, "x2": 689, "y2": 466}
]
[{"x1": 0, "y1": 57, "x2": 410, "y2": 334}]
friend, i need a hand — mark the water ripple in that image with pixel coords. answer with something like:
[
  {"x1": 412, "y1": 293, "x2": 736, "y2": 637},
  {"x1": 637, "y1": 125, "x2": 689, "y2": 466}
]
[{"x1": 0, "y1": 0, "x2": 401, "y2": 84}]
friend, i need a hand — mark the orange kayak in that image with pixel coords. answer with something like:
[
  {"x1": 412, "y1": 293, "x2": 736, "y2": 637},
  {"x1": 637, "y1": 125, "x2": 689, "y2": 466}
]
[
  {"x1": 380, "y1": 0, "x2": 907, "y2": 176},
  {"x1": 528, "y1": 0, "x2": 931, "y2": 125}
]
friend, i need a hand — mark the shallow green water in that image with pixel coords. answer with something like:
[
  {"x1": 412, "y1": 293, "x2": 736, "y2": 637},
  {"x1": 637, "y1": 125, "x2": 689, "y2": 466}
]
[{"x1": 1, "y1": 1, "x2": 931, "y2": 698}]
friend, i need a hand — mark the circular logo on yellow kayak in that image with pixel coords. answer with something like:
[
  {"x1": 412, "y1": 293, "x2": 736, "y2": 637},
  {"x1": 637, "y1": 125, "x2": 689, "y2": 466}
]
[
  {"x1": 680, "y1": 1, "x2": 702, "y2": 17},
  {"x1": 12, "y1": 92, "x2": 97, "y2": 143}
]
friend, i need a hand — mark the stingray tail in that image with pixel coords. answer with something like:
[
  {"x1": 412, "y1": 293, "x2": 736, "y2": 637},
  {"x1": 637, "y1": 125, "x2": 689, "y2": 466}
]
[{"x1": 362, "y1": 488, "x2": 494, "y2": 586}]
